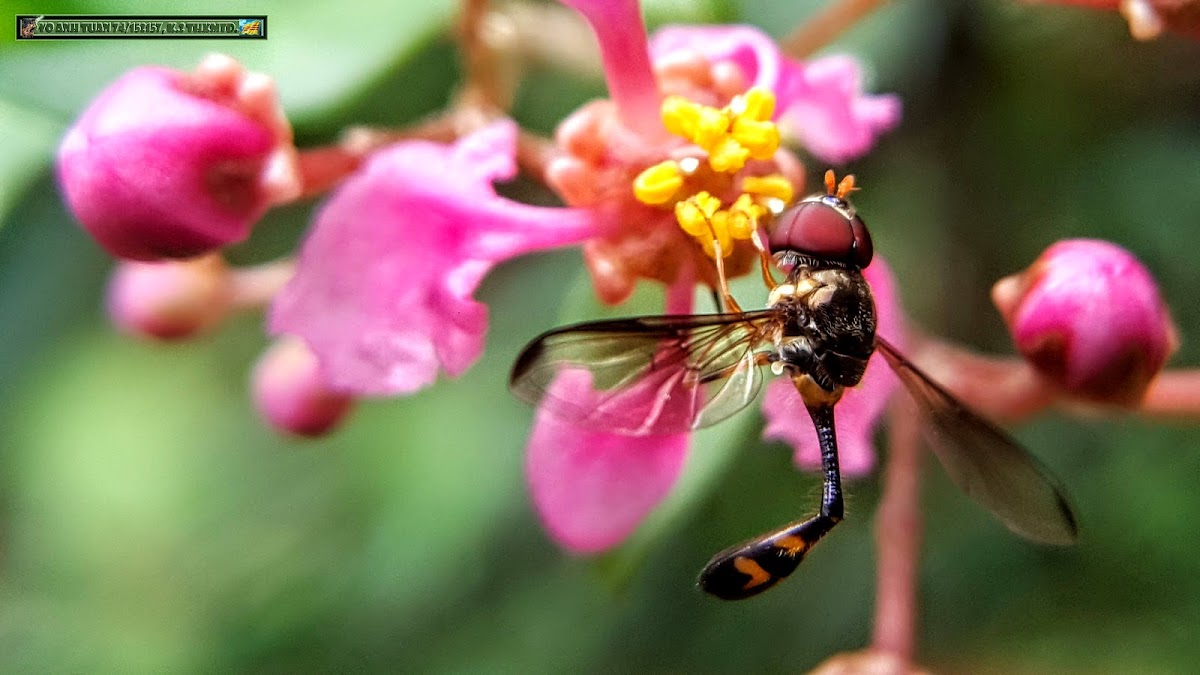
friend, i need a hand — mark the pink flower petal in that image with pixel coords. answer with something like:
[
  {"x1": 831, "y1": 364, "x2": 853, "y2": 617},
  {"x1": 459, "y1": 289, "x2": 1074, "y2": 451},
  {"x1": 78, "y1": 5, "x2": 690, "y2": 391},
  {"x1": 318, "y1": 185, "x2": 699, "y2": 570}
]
[
  {"x1": 270, "y1": 121, "x2": 598, "y2": 395},
  {"x1": 648, "y1": 25, "x2": 901, "y2": 164},
  {"x1": 649, "y1": 24, "x2": 784, "y2": 93},
  {"x1": 777, "y1": 55, "x2": 902, "y2": 165},
  {"x1": 526, "y1": 276, "x2": 696, "y2": 552},
  {"x1": 526, "y1": 369, "x2": 690, "y2": 553},
  {"x1": 559, "y1": 0, "x2": 662, "y2": 137},
  {"x1": 761, "y1": 256, "x2": 903, "y2": 477}
]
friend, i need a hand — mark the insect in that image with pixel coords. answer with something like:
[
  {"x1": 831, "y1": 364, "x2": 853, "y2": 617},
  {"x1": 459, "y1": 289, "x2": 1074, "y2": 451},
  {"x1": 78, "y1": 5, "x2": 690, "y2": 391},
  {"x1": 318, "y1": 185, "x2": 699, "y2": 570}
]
[{"x1": 510, "y1": 171, "x2": 1077, "y2": 600}]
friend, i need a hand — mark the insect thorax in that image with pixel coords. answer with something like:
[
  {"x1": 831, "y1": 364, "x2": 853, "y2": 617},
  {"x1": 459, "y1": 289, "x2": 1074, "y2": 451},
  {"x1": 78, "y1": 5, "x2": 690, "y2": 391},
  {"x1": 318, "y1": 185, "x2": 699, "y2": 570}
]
[{"x1": 769, "y1": 264, "x2": 877, "y2": 391}]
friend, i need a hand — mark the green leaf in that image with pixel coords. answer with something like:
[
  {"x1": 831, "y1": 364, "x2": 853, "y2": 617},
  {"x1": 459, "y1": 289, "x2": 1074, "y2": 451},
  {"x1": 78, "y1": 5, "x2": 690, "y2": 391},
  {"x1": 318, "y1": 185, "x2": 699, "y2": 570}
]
[{"x1": 0, "y1": 99, "x2": 62, "y2": 224}]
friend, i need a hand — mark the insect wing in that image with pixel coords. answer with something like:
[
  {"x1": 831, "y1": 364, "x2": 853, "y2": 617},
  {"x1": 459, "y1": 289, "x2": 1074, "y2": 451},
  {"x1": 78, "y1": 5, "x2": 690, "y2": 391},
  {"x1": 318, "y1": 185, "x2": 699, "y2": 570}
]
[
  {"x1": 510, "y1": 312, "x2": 776, "y2": 435},
  {"x1": 875, "y1": 338, "x2": 1078, "y2": 545}
]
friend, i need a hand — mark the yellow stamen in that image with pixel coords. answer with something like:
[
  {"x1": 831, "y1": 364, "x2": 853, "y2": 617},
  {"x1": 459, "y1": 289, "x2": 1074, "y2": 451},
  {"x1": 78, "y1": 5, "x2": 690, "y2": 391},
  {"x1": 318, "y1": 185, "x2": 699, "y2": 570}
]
[
  {"x1": 741, "y1": 174, "x2": 795, "y2": 204},
  {"x1": 661, "y1": 96, "x2": 701, "y2": 139},
  {"x1": 708, "y1": 137, "x2": 751, "y2": 173},
  {"x1": 641, "y1": 88, "x2": 797, "y2": 263},
  {"x1": 707, "y1": 211, "x2": 734, "y2": 253},
  {"x1": 738, "y1": 88, "x2": 776, "y2": 121},
  {"x1": 732, "y1": 118, "x2": 780, "y2": 159},
  {"x1": 693, "y1": 107, "x2": 731, "y2": 149},
  {"x1": 726, "y1": 194, "x2": 765, "y2": 240},
  {"x1": 674, "y1": 191, "x2": 721, "y2": 238},
  {"x1": 633, "y1": 161, "x2": 685, "y2": 205},
  {"x1": 672, "y1": 191, "x2": 768, "y2": 259},
  {"x1": 657, "y1": 87, "x2": 781, "y2": 175}
]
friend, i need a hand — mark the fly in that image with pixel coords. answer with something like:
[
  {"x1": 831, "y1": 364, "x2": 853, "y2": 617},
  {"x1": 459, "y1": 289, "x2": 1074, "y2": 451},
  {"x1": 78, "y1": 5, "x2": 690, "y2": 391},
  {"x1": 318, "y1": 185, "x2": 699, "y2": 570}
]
[{"x1": 510, "y1": 171, "x2": 1077, "y2": 600}]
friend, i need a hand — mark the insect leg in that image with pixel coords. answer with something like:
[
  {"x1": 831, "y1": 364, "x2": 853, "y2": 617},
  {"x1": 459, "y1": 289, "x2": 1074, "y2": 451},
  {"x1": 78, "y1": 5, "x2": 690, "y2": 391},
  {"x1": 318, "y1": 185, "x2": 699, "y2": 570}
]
[
  {"x1": 749, "y1": 229, "x2": 780, "y2": 290},
  {"x1": 698, "y1": 403, "x2": 843, "y2": 600},
  {"x1": 709, "y1": 239, "x2": 744, "y2": 313},
  {"x1": 709, "y1": 288, "x2": 723, "y2": 313}
]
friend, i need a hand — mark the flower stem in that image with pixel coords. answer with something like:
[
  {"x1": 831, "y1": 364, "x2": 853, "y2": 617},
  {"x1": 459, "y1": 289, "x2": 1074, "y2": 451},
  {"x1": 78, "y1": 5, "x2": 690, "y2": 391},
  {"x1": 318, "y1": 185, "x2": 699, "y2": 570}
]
[
  {"x1": 516, "y1": 129, "x2": 561, "y2": 184},
  {"x1": 230, "y1": 259, "x2": 295, "y2": 310},
  {"x1": 906, "y1": 336, "x2": 1056, "y2": 424},
  {"x1": 456, "y1": 0, "x2": 520, "y2": 113},
  {"x1": 872, "y1": 395, "x2": 922, "y2": 662},
  {"x1": 907, "y1": 335, "x2": 1200, "y2": 422},
  {"x1": 292, "y1": 118, "x2": 461, "y2": 199},
  {"x1": 781, "y1": 0, "x2": 890, "y2": 58},
  {"x1": 1140, "y1": 369, "x2": 1200, "y2": 419},
  {"x1": 295, "y1": 145, "x2": 366, "y2": 200}
]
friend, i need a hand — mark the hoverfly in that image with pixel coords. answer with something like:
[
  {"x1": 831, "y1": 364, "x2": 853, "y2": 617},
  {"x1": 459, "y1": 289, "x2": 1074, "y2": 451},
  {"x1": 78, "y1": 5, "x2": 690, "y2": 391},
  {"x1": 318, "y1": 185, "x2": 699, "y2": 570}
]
[{"x1": 511, "y1": 171, "x2": 1077, "y2": 600}]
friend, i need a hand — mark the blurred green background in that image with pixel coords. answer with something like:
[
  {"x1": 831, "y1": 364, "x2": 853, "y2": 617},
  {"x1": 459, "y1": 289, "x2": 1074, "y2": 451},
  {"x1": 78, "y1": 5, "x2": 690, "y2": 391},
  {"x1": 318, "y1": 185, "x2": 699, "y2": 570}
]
[{"x1": 3, "y1": 0, "x2": 1200, "y2": 672}]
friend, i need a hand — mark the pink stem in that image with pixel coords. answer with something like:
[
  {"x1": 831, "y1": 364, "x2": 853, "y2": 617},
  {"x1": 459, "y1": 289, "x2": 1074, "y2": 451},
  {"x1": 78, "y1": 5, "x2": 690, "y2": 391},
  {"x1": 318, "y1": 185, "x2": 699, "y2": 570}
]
[
  {"x1": 911, "y1": 336, "x2": 1200, "y2": 422},
  {"x1": 295, "y1": 145, "x2": 366, "y2": 200},
  {"x1": 1140, "y1": 369, "x2": 1200, "y2": 419},
  {"x1": 871, "y1": 395, "x2": 922, "y2": 662},
  {"x1": 907, "y1": 337, "x2": 1057, "y2": 424},
  {"x1": 229, "y1": 259, "x2": 295, "y2": 310}
]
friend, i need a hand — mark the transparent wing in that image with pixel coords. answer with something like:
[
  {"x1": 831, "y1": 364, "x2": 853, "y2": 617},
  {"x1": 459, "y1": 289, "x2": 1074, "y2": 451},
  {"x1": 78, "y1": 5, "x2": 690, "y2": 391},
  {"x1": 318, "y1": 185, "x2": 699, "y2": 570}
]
[
  {"x1": 876, "y1": 337, "x2": 1078, "y2": 545},
  {"x1": 510, "y1": 311, "x2": 777, "y2": 435}
]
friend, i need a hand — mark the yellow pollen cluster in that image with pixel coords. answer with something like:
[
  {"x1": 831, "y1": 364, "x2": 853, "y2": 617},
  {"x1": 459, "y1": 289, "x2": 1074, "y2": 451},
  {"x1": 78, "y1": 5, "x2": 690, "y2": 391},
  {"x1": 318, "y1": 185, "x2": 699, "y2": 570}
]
[
  {"x1": 633, "y1": 86, "x2": 792, "y2": 257},
  {"x1": 674, "y1": 191, "x2": 768, "y2": 259},
  {"x1": 632, "y1": 160, "x2": 685, "y2": 205},
  {"x1": 662, "y1": 88, "x2": 781, "y2": 173},
  {"x1": 632, "y1": 87, "x2": 793, "y2": 259}
]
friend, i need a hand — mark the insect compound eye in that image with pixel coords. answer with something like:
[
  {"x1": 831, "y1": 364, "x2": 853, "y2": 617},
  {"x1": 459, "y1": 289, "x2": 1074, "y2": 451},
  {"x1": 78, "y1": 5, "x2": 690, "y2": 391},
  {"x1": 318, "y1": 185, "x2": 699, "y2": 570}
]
[
  {"x1": 768, "y1": 197, "x2": 858, "y2": 265},
  {"x1": 849, "y1": 213, "x2": 873, "y2": 268}
]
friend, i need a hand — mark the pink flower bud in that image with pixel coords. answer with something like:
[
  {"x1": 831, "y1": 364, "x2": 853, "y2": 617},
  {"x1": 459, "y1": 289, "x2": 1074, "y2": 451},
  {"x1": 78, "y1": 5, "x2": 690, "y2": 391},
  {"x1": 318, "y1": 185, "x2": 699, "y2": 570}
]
[
  {"x1": 107, "y1": 254, "x2": 232, "y2": 340},
  {"x1": 58, "y1": 54, "x2": 299, "y2": 261},
  {"x1": 252, "y1": 338, "x2": 354, "y2": 437},
  {"x1": 992, "y1": 239, "x2": 1178, "y2": 406}
]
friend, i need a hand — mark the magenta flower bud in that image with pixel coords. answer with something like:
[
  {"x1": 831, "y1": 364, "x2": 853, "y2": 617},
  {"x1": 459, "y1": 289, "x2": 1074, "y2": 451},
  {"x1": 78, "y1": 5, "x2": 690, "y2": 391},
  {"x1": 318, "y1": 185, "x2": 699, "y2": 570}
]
[
  {"x1": 58, "y1": 54, "x2": 299, "y2": 261},
  {"x1": 992, "y1": 239, "x2": 1178, "y2": 406},
  {"x1": 252, "y1": 338, "x2": 354, "y2": 437},
  {"x1": 107, "y1": 254, "x2": 232, "y2": 340}
]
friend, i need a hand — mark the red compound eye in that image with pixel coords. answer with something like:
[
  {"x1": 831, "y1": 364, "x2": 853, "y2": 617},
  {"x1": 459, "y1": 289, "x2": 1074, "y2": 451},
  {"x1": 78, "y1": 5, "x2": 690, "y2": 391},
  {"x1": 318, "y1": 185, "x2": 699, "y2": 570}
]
[
  {"x1": 849, "y1": 213, "x2": 873, "y2": 267},
  {"x1": 769, "y1": 197, "x2": 872, "y2": 267}
]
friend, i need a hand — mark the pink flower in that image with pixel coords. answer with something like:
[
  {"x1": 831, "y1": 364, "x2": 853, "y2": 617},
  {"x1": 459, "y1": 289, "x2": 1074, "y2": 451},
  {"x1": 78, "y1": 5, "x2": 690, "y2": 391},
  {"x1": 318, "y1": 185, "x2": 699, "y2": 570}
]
[
  {"x1": 546, "y1": 21, "x2": 900, "y2": 306},
  {"x1": 992, "y1": 239, "x2": 1178, "y2": 406},
  {"x1": 526, "y1": 0, "x2": 903, "y2": 553},
  {"x1": 58, "y1": 54, "x2": 300, "y2": 261},
  {"x1": 269, "y1": 120, "x2": 598, "y2": 395}
]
